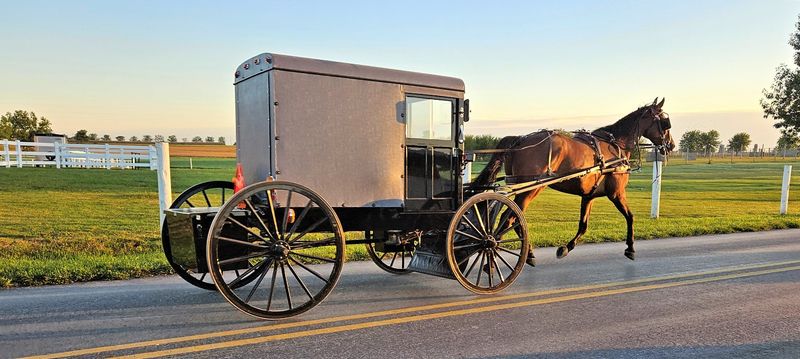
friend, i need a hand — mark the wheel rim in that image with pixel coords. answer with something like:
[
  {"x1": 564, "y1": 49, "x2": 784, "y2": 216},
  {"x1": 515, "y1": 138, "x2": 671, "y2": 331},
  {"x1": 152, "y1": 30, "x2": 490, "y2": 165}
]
[
  {"x1": 162, "y1": 181, "x2": 262, "y2": 290},
  {"x1": 365, "y1": 231, "x2": 416, "y2": 275},
  {"x1": 446, "y1": 193, "x2": 529, "y2": 294},
  {"x1": 207, "y1": 181, "x2": 345, "y2": 319}
]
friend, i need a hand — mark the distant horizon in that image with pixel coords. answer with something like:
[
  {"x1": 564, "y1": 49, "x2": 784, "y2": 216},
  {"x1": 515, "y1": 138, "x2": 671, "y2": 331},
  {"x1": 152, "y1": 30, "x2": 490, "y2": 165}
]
[{"x1": 41, "y1": 109, "x2": 776, "y2": 149}]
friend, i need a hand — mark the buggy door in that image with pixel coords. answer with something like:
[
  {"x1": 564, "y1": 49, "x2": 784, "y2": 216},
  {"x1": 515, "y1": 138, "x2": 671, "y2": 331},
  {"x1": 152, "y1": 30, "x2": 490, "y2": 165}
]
[{"x1": 404, "y1": 95, "x2": 457, "y2": 211}]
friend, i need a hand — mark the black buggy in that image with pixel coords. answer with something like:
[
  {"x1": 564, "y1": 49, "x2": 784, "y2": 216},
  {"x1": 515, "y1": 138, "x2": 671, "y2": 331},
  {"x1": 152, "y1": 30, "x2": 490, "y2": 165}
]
[{"x1": 163, "y1": 53, "x2": 533, "y2": 319}]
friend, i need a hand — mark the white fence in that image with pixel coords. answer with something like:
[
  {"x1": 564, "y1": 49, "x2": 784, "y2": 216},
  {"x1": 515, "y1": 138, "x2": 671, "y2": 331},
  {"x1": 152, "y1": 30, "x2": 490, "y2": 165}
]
[
  {"x1": 2, "y1": 140, "x2": 172, "y2": 225},
  {"x1": 1, "y1": 139, "x2": 157, "y2": 170}
]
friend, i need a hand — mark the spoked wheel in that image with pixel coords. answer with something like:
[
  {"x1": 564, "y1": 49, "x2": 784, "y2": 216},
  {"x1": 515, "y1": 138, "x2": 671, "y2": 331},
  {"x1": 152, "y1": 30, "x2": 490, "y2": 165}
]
[
  {"x1": 365, "y1": 231, "x2": 416, "y2": 275},
  {"x1": 162, "y1": 181, "x2": 261, "y2": 290},
  {"x1": 446, "y1": 192, "x2": 529, "y2": 294},
  {"x1": 206, "y1": 181, "x2": 346, "y2": 320}
]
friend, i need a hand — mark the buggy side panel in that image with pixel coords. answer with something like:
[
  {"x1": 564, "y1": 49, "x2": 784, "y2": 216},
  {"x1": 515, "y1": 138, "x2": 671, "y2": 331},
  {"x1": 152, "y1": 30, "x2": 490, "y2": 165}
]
[{"x1": 272, "y1": 70, "x2": 405, "y2": 208}]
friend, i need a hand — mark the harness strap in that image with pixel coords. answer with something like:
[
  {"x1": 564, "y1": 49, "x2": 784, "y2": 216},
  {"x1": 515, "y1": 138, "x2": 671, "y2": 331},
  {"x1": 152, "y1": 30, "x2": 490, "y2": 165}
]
[{"x1": 546, "y1": 131, "x2": 554, "y2": 176}]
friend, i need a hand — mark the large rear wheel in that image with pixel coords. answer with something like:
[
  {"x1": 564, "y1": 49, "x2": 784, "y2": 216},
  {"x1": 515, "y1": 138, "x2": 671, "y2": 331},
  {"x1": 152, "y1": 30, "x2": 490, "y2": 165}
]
[
  {"x1": 162, "y1": 181, "x2": 260, "y2": 290},
  {"x1": 206, "y1": 181, "x2": 345, "y2": 320},
  {"x1": 364, "y1": 231, "x2": 416, "y2": 275}
]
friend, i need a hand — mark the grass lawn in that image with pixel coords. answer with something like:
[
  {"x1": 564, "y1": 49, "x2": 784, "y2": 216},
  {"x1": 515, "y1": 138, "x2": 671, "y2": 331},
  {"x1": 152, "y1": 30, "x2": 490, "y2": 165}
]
[{"x1": 1, "y1": 158, "x2": 800, "y2": 287}]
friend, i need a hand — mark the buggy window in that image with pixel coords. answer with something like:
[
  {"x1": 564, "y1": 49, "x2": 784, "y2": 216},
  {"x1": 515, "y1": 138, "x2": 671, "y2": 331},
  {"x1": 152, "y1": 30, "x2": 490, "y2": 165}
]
[{"x1": 406, "y1": 97, "x2": 453, "y2": 141}]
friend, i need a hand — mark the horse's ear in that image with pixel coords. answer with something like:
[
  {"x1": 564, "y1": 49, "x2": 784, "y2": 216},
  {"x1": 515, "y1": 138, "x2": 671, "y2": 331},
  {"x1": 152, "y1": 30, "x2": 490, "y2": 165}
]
[
  {"x1": 657, "y1": 97, "x2": 665, "y2": 108},
  {"x1": 652, "y1": 97, "x2": 659, "y2": 106}
]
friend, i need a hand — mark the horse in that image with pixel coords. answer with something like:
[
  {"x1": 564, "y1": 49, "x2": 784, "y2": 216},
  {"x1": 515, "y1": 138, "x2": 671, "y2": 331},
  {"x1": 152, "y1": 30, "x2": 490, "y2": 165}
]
[{"x1": 470, "y1": 98, "x2": 675, "y2": 263}]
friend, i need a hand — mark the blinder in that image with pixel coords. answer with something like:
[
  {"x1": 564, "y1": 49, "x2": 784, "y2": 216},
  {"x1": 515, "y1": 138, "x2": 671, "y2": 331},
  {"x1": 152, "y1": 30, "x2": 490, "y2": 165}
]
[{"x1": 659, "y1": 113, "x2": 671, "y2": 130}]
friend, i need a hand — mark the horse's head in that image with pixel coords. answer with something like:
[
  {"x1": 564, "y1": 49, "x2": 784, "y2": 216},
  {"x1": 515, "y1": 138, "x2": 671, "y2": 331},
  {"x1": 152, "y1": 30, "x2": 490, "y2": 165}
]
[{"x1": 640, "y1": 97, "x2": 675, "y2": 155}]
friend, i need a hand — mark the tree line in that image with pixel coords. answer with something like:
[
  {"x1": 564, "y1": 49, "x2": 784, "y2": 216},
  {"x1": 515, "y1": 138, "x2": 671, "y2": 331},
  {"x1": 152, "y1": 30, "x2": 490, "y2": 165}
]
[
  {"x1": 1, "y1": 110, "x2": 226, "y2": 144},
  {"x1": 678, "y1": 130, "x2": 759, "y2": 155},
  {"x1": 71, "y1": 129, "x2": 226, "y2": 144}
]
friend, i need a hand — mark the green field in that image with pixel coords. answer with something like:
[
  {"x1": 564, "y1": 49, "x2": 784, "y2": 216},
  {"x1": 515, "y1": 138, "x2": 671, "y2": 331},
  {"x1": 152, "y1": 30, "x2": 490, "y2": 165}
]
[{"x1": 1, "y1": 157, "x2": 800, "y2": 287}]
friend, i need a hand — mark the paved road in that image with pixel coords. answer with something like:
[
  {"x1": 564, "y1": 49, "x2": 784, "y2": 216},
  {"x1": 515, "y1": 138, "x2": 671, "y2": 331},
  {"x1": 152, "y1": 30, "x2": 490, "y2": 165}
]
[{"x1": 2, "y1": 230, "x2": 800, "y2": 358}]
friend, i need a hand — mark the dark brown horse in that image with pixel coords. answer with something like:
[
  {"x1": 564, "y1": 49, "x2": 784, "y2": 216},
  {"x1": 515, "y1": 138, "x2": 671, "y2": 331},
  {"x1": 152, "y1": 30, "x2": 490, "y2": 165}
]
[{"x1": 471, "y1": 98, "x2": 675, "y2": 262}]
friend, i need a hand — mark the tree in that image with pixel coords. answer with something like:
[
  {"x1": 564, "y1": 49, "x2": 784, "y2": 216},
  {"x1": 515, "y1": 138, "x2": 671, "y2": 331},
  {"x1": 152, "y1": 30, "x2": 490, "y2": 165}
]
[
  {"x1": 218, "y1": 136, "x2": 226, "y2": 144},
  {"x1": 728, "y1": 132, "x2": 751, "y2": 154},
  {"x1": 0, "y1": 110, "x2": 53, "y2": 140},
  {"x1": 762, "y1": 15, "x2": 800, "y2": 140},
  {"x1": 464, "y1": 134, "x2": 501, "y2": 151},
  {"x1": 679, "y1": 130, "x2": 703, "y2": 152},
  {"x1": 142, "y1": 135, "x2": 153, "y2": 142},
  {"x1": 777, "y1": 131, "x2": 800, "y2": 149},
  {"x1": 181, "y1": 137, "x2": 188, "y2": 142},
  {"x1": 115, "y1": 136, "x2": 125, "y2": 142},
  {"x1": 73, "y1": 129, "x2": 90, "y2": 142},
  {"x1": 168, "y1": 135, "x2": 178, "y2": 143},
  {"x1": 130, "y1": 135, "x2": 139, "y2": 142},
  {"x1": 205, "y1": 136, "x2": 214, "y2": 143},
  {"x1": 101, "y1": 134, "x2": 111, "y2": 142},
  {"x1": 88, "y1": 133, "x2": 98, "y2": 141},
  {"x1": 192, "y1": 136, "x2": 202, "y2": 142},
  {"x1": 699, "y1": 130, "x2": 721, "y2": 155},
  {"x1": 154, "y1": 135, "x2": 164, "y2": 142},
  {"x1": 0, "y1": 121, "x2": 9, "y2": 140}
]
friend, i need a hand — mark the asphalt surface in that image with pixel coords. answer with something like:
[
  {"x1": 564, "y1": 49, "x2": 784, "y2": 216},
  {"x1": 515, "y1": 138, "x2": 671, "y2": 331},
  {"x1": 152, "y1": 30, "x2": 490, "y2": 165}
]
[{"x1": 2, "y1": 229, "x2": 800, "y2": 358}]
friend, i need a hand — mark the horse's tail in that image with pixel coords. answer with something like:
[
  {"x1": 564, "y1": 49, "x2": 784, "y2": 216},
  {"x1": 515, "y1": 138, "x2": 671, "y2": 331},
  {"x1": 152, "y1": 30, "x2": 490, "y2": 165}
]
[{"x1": 469, "y1": 135, "x2": 519, "y2": 189}]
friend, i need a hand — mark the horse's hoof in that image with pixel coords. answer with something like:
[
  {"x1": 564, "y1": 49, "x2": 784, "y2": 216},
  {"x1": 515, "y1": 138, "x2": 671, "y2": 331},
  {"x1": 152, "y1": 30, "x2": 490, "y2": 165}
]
[
  {"x1": 526, "y1": 255, "x2": 536, "y2": 267},
  {"x1": 624, "y1": 250, "x2": 635, "y2": 261},
  {"x1": 556, "y1": 246, "x2": 569, "y2": 259}
]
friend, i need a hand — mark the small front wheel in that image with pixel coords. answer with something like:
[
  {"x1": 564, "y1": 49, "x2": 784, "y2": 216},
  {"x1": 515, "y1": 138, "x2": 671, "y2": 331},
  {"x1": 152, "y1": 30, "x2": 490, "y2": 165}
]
[
  {"x1": 446, "y1": 193, "x2": 529, "y2": 294},
  {"x1": 206, "y1": 181, "x2": 345, "y2": 320}
]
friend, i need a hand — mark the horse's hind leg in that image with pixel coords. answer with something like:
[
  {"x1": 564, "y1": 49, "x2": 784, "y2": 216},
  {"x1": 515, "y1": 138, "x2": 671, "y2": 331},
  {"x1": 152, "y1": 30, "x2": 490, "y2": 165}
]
[
  {"x1": 609, "y1": 194, "x2": 635, "y2": 260},
  {"x1": 557, "y1": 196, "x2": 595, "y2": 259}
]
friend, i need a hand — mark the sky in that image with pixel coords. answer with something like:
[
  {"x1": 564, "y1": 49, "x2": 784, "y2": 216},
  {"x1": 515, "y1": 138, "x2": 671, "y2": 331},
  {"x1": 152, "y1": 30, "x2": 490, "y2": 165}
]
[{"x1": 1, "y1": 0, "x2": 799, "y2": 148}]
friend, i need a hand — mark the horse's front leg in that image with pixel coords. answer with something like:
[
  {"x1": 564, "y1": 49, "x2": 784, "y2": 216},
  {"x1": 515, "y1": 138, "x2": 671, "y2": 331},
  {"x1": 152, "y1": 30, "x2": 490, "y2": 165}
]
[
  {"x1": 557, "y1": 196, "x2": 595, "y2": 259},
  {"x1": 609, "y1": 193, "x2": 635, "y2": 260},
  {"x1": 509, "y1": 188, "x2": 545, "y2": 267}
]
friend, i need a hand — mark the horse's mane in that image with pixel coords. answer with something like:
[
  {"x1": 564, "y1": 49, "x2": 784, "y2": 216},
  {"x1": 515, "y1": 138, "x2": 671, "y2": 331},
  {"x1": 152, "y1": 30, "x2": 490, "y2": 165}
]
[{"x1": 594, "y1": 105, "x2": 649, "y2": 135}]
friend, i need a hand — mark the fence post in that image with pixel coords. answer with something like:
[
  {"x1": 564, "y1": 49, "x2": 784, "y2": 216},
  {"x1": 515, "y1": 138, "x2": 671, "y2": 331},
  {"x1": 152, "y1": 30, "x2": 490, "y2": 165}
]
[
  {"x1": 104, "y1": 143, "x2": 111, "y2": 170},
  {"x1": 651, "y1": 160, "x2": 662, "y2": 218},
  {"x1": 149, "y1": 146, "x2": 157, "y2": 170},
  {"x1": 781, "y1": 165, "x2": 792, "y2": 215},
  {"x1": 155, "y1": 142, "x2": 172, "y2": 227},
  {"x1": 3, "y1": 139, "x2": 9, "y2": 168},
  {"x1": 54, "y1": 141, "x2": 61, "y2": 169},
  {"x1": 189, "y1": 157, "x2": 193, "y2": 170},
  {"x1": 15, "y1": 140, "x2": 22, "y2": 168}
]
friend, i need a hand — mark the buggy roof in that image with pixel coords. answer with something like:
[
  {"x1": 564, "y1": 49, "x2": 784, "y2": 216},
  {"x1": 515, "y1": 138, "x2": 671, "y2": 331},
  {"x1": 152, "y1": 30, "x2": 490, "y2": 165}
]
[{"x1": 234, "y1": 53, "x2": 465, "y2": 92}]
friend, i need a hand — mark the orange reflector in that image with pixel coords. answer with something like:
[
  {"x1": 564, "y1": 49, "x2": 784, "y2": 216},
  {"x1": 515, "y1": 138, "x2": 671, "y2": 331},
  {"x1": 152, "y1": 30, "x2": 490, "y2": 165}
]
[{"x1": 232, "y1": 163, "x2": 245, "y2": 208}]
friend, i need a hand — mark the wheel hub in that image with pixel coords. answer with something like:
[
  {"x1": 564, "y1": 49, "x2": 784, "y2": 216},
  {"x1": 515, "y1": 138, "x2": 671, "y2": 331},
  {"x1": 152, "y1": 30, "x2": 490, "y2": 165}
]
[
  {"x1": 270, "y1": 241, "x2": 291, "y2": 260},
  {"x1": 483, "y1": 235, "x2": 498, "y2": 249}
]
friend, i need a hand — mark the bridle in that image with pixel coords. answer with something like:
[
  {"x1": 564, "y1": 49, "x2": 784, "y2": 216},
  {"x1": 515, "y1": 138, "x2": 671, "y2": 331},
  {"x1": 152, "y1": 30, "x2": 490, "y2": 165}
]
[{"x1": 651, "y1": 109, "x2": 672, "y2": 155}]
